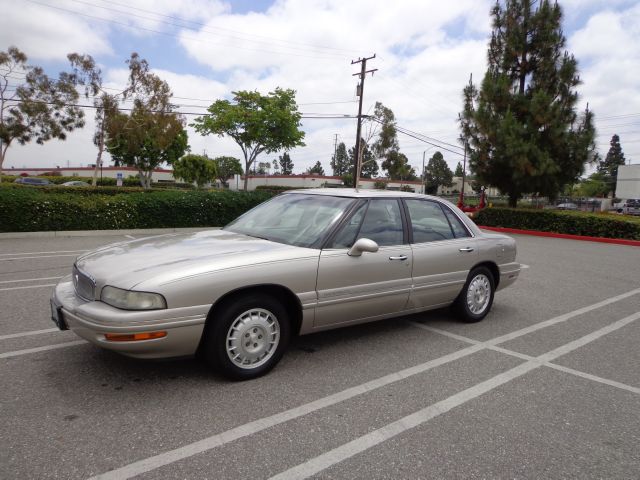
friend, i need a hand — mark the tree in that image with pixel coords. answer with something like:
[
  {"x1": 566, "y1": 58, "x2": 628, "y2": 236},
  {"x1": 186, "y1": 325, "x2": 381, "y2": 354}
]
[
  {"x1": 68, "y1": 52, "x2": 155, "y2": 186},
  {"x1": 0, "y1": 47, "x2": 85, "y2": 181},
  {"x1": 597, "y1": 134, "x2": 626, "y2": 196},
  {"x1": 213, "y1": 156, "x2": 243, "y2": 186},
  {"x1": 192, "y1": 88, "x2": 305, "y2": 190},
  {"x1": 172, "y1": 154, "x2": 216, "y2": 188},
  {"x1": 272, "y1": 159, "x2": 280, "y2": 174},
  {"x1": 577, "y1": 172, "x2": 608, "y2": 198},
  {"x1": 425, "y1": 151, "x2": 454, "y2": 194},
  {"x1": 307, "y1": 160, "x2": 325, "y2": 175},
  {"x1": 459, "y1": 0, "x2": 596, "y2": 207},
  {"x1": 256, "y1": 161, "x2": 270, "y2": 174},
  {"x1": 349, "y1": 142, "x2": 379, "y2": 178},
  {"x1": 381, "y1": 150, "x2": 416, "y2": 180},
  {"x1": 105, "y1": 54, "x2": 188, "y2": 188},
  {"x1": 279, "y1": 151, "x2": 294, "y2": 175},
  {"x1": 331, "y1": 142, "x2": 350, "y2": 176},
  {"x1": 454, "y1": 162, "x2": 464, "y2": 177}
]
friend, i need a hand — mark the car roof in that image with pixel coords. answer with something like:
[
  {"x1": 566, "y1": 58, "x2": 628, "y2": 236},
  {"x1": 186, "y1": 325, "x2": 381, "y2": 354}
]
[{"x1": 284, "y1": 188, "x2": 440, "y2": 200}]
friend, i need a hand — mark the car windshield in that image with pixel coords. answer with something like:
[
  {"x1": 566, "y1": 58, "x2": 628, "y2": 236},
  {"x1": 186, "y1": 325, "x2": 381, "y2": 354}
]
[{"x1": 224, "y1": 193, "x2": 354, "y2": 248}]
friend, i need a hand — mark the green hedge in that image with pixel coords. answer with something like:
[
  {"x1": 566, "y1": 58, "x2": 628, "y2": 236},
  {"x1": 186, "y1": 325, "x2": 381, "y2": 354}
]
[
  {"x1": 475, "y1": 207, "x2": 640, "y2": 240},
  {"x1": 1, "y1": 175, "x2": 194, "y2": 189},
  {"x1": 0, "y1": 187, "x2": 274, "y2": 232}
]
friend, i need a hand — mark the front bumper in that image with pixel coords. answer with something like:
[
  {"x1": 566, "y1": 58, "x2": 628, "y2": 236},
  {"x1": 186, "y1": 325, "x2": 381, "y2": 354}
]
[{"x1": 51, "y1": 276, "x2": 208, "y2": 359}]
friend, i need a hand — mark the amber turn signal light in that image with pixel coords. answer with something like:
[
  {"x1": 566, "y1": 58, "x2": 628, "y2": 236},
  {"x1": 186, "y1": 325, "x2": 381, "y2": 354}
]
[{"x1": 104, "y1": 331, "x2": 167, "y2": 342}]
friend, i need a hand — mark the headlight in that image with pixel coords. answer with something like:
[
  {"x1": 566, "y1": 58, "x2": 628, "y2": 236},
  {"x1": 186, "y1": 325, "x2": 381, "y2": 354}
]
[{"x1": 100, "y1": 286, "x2": 167, "y2": 310}]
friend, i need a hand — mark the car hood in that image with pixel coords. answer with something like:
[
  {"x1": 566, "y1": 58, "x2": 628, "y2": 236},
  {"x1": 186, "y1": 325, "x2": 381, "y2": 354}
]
[{"x1": 75, "y1": 229, "x2": 318, "y2": 291}]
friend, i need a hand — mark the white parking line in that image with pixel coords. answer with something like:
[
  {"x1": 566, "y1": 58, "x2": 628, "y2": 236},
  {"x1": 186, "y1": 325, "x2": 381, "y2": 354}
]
[
  {"x1": 87, "y1": 288, "x2": 640, "y2": 480},
  {"x1": 0, "y1": 340, "x2": 86, "y2": 359},
  {"x1": 0, "y1": 276, "x2": 63, "y2": 285},
  {"x1": 270, "y1": 312, "x2": 640, "y2": 480},
  {"x1": 415, "y1": 325, "x2": 640, "y2": 395},
  {"x1": 0, "y1": 328, "x2": 60, "y2": 341},
  {"x1": 0, "y1": 284, "x2": 57, "y2": 292},
  {"x1": 124, "y1": 235, "x2": 136, "y2": 240},
  {"x1": 0, "y1": 254, "x2": 80, "y2": 262},
  {"x1": 0, "y1": 249, "x2": 87, "y2": 257},
  {"x1": 520, "y1": 263, "x2": 530, "y2": 269}
]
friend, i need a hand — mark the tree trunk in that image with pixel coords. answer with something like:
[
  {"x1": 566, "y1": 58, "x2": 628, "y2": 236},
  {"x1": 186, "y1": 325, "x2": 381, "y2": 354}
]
[
  {"x1": 243, "y1": 160, "x2": 250, "y2": 191},
  {"x1": 508, "y1": 191, "x2": 519, "y2": 208},
  {"x1": 92, "y1": 122, "x2": 105, "y2": 187},
  {"x1": 0, "y1": 142, "x2": 8, "y2": 183}
]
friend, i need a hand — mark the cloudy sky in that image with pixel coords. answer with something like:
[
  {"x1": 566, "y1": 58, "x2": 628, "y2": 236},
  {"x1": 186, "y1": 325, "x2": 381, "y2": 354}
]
[{"x1": 1, "y1": 0, "x2": 639, "y2": 176}]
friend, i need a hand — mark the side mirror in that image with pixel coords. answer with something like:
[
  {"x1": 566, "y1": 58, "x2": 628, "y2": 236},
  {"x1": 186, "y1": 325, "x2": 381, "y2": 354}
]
[{"x1": 348, "y1": 238, "x2": 379, "y2": 257}]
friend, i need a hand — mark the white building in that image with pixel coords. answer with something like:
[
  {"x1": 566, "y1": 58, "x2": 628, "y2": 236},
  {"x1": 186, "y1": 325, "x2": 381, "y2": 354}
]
[
  {"x1": 616, "y1": 165, "x2": 640, "y2": 199},
  {"x1": 228, "y1": 174, "x2": 425, "y2": 193}
]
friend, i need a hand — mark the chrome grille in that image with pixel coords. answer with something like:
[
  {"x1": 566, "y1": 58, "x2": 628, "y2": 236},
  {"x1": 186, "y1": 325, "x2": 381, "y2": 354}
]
[{"x1": 72, "y1": 265, "x2": 95, "y2": 301}]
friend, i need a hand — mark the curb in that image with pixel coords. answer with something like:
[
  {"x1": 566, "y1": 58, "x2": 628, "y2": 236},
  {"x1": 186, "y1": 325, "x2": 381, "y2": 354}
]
[
  {"x1": 478, "y1": 226, "x2": 640, "y2": 247},
  {"x1": 0, "y1": 227, "x2": 219, "y2": 240}
]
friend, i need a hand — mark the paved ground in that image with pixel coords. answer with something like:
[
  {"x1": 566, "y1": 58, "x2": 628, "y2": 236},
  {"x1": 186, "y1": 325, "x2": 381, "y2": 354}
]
[{"x1": 0, "y1": 232, "x2": 638, "y2": 479}]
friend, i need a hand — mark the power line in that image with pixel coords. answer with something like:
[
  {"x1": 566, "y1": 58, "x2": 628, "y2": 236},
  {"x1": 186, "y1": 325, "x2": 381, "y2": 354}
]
[{"x1": 26, "y1": 0, "x2": 346, "y2": 61}]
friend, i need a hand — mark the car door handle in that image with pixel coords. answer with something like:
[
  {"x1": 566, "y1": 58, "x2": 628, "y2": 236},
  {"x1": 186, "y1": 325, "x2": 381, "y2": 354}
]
[
  {"x1": 389, "y1": 255, "x2": 408, "y2": 261},
  {"x1": 459, "y1": 247, "x2": 474, "y2": 252}
]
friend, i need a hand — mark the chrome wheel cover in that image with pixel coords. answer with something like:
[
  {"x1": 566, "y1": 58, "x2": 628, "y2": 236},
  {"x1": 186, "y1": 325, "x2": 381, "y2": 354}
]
[
  {"x1": 226, "y1": 308, "x2": 280, "y2": 369},
  {"x1": 466, "y1": 274, "x2": 491, "y2": 315}
]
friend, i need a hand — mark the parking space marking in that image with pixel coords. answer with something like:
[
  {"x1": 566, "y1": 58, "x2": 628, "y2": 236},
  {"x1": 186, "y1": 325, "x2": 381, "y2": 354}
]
[
  {"x1": 0, "y1": 328, "x2": 60, "y2": 341},
  {"x1": 270, "y1": 312, "x2": 640, "y2": 480},
  {"x1": 0, "y1": 284, "x2": 57, "y2": 292},
  {"x1": 87, "y1": 288, "x2": 640, "y2": 480},
  {"x1": 520, "y1": 264, "x2": 530, "y2": 269},
  {"x1": 416, "y1": 324, "x2": 640, "y2": 395},
  {"x1": 0, "y1": 276, "x2": 63, "y2": 285},
  {"x1": 0, "y1": 254, "x2": 80, "y2": 262},
  {"x1": 124, "y1": 235, "x2": 136, "y2": 240},
  {"x1": 0, "y1": 249, "x2": 87, "y2": 257},
  {"x1": 0, "y1": 340, "x2": 86, "y2": 359}
]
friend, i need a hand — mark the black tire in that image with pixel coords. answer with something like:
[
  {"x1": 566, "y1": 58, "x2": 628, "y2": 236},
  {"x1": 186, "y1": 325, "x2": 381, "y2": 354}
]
[
  {"x1": 452, "y1": 266, "x2": 495, "y2": 323},
  {"x1": 202, "y1": 293, "x2": 290, "y2": 380}
]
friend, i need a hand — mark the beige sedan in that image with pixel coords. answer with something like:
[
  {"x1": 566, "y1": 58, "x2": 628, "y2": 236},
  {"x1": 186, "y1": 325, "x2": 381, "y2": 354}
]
[{"x1": 51, "y1": 189, "x2": 520, "y2": 379}]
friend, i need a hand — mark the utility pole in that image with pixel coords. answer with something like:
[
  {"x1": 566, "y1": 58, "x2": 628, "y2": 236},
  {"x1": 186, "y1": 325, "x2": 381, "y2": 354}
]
[
  {"x1": 352, "y1": 54, "x2": 377, "y2": 188},
  {"x1": 333, "y1": 133, "x2": 338, "y2": 174},
  {"x1": 422, "y1": 151, "x2": 426, "y2": 194}
]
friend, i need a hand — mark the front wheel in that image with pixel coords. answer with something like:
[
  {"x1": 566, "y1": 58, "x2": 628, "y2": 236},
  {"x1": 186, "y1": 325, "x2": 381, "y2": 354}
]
[
  {"x1": 202, "y1": 294, "x2": 290, "y2": 380},
  {"x1": 453, "y1": 266, "x2": 495, "y2": 323}
]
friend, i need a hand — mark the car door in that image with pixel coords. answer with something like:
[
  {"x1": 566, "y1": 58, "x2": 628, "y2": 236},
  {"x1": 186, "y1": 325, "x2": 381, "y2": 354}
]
[
  {"x1": 403, "y1": 199, "x2": 478, "y2": 309},
  {"x1": 314, "y1": 198, "x2": 412, "y2": 328}
]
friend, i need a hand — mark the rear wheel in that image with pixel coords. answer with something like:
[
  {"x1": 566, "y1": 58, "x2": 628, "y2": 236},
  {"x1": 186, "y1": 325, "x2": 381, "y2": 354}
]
[
  {"x1": 202, "y1": 294, "x2": 290, "y2": 380},
  {"x1": 453, "y1": 266, "x2": 495, "y2": 323}
]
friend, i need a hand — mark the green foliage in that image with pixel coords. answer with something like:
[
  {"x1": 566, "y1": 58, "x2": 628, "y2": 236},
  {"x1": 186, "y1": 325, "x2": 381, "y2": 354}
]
[
  {"x1": 425, "y1": 152, "x2": 453, "y2": 194},
  {"x1": 172, "y1": 154, "x2": 217, "y2": 188},
  {"x1": 331, "y1": 142, "x2": 350, "y2": 176},
  {"x1": 459, "y1": 1, "x2": 596, "y2": 207},
  {"x1": 373, "y1": 180, "x2": 387, "y2": 190},
  {"x1": 475, "y1": 207, "x2": 640, "y2": 240},
  {"x1": 0, "y1": 46, "x2": 85, "y2": 178},
  {"x1": 597, "y1": 134, "x2": 626, "y2": 196},
  {"x1": 454, "y1": 162, "x2": 464, "y2": 177},
  {"x1": 192, "y1": 88, "x2": 305, "y2": 189},
  {"x1": 349, "y1": 142, "x2": 379, "y2": 178},
  {"x1": 278, "y1": 152, "x2": 294, "y2": 175},
  {"x1": 341, "y1": 173, "x2": 354, "y2": 187},
  {"x1": 307, "y1": 161, "x2": 325, "y2": 175},
  {"x1": 576, "y1": 172, "x2": 608, "y2": 198},
  {"x1": 213, "y1": 156, "x2": 243, "y2": 185},
  {"x1": 381, "y1": 150, "x2": 416, "y2": 180},
  {"x1": 0, "y1": 186, "x2": 272, "y2": 232},
  {"x1": 368, "y1": 102, "x2": 399, "y2": 158}
]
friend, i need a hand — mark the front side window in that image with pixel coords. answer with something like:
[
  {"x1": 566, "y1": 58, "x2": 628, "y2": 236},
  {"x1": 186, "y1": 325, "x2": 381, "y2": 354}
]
[
  {"x1": 405, "y1": 199, "x2": 456, "y2": 243},
  {"x1": 357, "y1": 199, "x2": 404, "y2": 247}
]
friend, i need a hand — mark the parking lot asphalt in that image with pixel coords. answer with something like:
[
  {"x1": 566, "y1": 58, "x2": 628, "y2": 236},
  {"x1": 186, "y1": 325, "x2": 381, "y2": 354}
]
[{"x1": 0, "y1": 232, "x2": 638, "y2": 479}]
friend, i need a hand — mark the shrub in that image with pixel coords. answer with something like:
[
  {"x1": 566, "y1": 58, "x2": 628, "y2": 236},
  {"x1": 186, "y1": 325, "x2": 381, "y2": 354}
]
[
  {"x1": 474, "y1": 207, "x2": 640, "y2": 240},
  {"x1": 373, "y1": 181, "x2": 387, "y2": 190},
  {"x1": 0, "y1": 187, "x2": 273, "y2": 232}
]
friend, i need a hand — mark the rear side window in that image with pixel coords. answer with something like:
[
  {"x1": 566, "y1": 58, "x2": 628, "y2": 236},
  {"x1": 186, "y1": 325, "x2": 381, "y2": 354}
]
[
  {"x1": 405, "y1": 199, "x2": 455, "y2": 243},
  {"x1": 357, "y1": 199, "x2": 404, "y2": 246},
  {"x1": 442, "y1": 206, "x2": 472, "y2": 238}
]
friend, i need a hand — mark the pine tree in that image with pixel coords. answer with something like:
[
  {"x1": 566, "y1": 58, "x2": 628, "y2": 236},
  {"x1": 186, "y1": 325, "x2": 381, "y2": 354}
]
[
  {"x1": 307, "y1": 160, "x2": 325, "y2": 175},
  {"x1": 349, "y1": 141, "x2": 379, "y2": 178},
  {"x1": 278, "y1": 152, "x2": 294, "y2": 175},
  {"x1": 425, "y1": 152, "x2": 454, "y2": 194},
  {"x1": 331, "y1": 142, "x2": 350, "y2": 176},
  {"x1": 454, "y1": 162, "x2": 464, "y2": 177},
  {"x1": 597, "y1": 134, "x2": 626, "y2": 196},
  {"x1": 459, "y1": 0, "x2": 596, "y2": 207}
]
